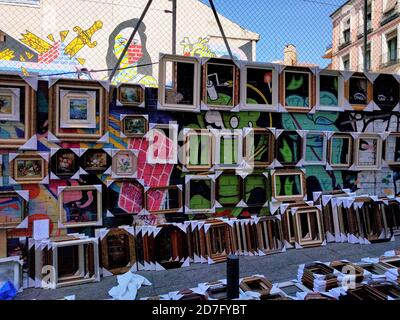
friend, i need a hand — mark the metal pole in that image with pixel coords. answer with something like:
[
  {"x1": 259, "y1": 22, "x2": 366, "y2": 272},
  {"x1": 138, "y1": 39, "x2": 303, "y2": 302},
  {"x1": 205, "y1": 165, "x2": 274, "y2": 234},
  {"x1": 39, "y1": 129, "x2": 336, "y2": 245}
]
[
  {"x1": 226, "y1": 255, "x2": 239, "y2": 300},
  {"x1": 109, "y1": 0, "x2": 153, "y2": 81},
  {"x1": 172, "y1": 0, "x2": 177, "y2": 55},
  {"x1": 363, "y1": 0, "x2": 368, "y2": 71},
  {"x1": 208, "y1": 0, "x2": 234, "y2": 60}
]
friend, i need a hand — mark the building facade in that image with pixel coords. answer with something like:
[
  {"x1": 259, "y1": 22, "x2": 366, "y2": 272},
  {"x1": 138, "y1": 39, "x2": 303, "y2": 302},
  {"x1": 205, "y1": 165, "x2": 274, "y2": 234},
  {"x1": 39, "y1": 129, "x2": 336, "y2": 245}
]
[
  {"x1": 329, "y1": 0, "x2": 400, "y2": 73},
  {"x1": 0, "y1": 0, "x2": 259, "y2": 83}
]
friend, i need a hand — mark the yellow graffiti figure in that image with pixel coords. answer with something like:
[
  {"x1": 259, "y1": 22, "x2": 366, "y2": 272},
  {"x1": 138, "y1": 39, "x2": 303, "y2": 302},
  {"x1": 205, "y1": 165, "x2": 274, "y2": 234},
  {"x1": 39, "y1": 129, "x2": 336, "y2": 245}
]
[
  {"x1": 180, "y1": 37, "x2": 217, "y2": 58},
  {"x1": 64, "y1": 21, "x2": 103, "y2": 58},
  {"x1": 20, "y1": 31, "x2": 52, "y2": 54},
  {"x1": 0, "y1": 48, "x2": 15, "y2": 60}
]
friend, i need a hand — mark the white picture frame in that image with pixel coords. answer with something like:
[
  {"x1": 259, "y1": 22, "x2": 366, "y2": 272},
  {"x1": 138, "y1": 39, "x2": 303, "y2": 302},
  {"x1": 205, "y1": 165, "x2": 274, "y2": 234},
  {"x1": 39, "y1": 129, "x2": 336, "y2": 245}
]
[
  {"x1": 214, "y1": 129, "x2": 243, "y2": 170},
  {"x1": 354, "y1": 133, "x2": 382, "y2": 170},
  {"x1": 59, "y1": 90, "x2": 96, "y2": 129}
]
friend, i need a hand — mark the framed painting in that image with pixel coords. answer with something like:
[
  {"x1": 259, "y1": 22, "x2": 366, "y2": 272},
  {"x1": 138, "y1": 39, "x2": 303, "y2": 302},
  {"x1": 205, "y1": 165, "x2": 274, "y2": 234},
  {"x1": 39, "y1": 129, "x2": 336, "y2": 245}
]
[
  {"x1": 0, "y1": 74, "x2": 36, "y2": 149},
  {"x1": 244, "y1": 128, "x2": 274, "y2": 168},
  {"x1": 0, "y1": 191, "x2": 26, "y2": 229},
  {"x1": 10, "y1": 153, "x2": 47, "y2": 184},
  {"x1": 58, "y1": 185, "x2": 103, "y2": 228},
  {"x1": 121, "y1": 115, "x2": 148, "y2": 138},
  {"x1": 316, "y1": 70, "x2": 344, "y2": 112},
  {"x1": 373, "y1": 74, "x2": 399, "y2": 112},
  {"x1": 185, "y1": 176, "x2": 215, "y2": 214},
  {"x1": 354, "y1": 134, "x2": 382, "y2": 170},
  {"x1": 276, "y1": 131, "x2": 303, "y2": 166},
  {"x1": 158, "y1": 54, "x2": 201, "y2": 112},
  {"x1": 280, "y1": 66, "x2": 315, "y2": 112},
  {"x1": 214, "y1": 129, "x2": 243, "y2": 170},
  {"x1": 203, "y1": 58, "x2": 240, "y2": 110},
  {"x1": 80, "y1": 149, "x2": 111, "y2": 174},
  {"x1": 272, "y1": 170, "x2": 306, "y2": 202},
  {"x1": 49, "y1": 79, "x2": 107, "y2": 142},
  {"x1": 240, "y1": 62, "x2": 279, "y2": 111},
  {"x1": 184, "y1": 129, "x2": 213, "y2": 171},
  {"x1": 303, "y1": 131, "x2": 327, "y2": 165},
  {"x1": 145, "y1": 186, "x2": 182, "y2": 214},
  {"x1": 328, "y1": 133, "x2": 353, "y2": 169},
  {"x1": 51, "y1": 149, "x2": 79, "y2": 179},
  {"x1": 345, "y1": 73, "x2": 373, "y2": 111},
  {"x1": 117, "y1": 83, "x2": 144, "y2": 107},
  {"x1": 111, "y1": 150, "x2": 137, "y2": 178}
]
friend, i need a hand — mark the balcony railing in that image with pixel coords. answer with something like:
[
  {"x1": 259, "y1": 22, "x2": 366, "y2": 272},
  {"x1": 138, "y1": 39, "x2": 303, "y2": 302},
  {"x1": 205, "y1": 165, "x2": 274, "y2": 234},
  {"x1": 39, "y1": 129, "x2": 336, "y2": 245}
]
[
  {"x1": 338, "y1": 34, "x2": 352, "y2": 50},
  {"x1": 381, "y1": 7, "x2": 400, "y2": 26},
  {"x1": 380, "y1": 49, "x2": 400, "y2": 69}
]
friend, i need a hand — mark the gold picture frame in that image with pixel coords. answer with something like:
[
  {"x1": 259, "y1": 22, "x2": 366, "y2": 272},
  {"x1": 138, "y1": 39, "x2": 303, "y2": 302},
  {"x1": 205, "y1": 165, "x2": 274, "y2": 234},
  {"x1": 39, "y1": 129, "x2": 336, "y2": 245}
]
[
  {"x1": 10, "y1": 153, "x2": 47, "y2": 184},
  {"x1": 118, "y1": 83, "x2": 145, "y2": 107},
  {"x1": 272, "y1": 170, "x2": 306, "y2": 202}
]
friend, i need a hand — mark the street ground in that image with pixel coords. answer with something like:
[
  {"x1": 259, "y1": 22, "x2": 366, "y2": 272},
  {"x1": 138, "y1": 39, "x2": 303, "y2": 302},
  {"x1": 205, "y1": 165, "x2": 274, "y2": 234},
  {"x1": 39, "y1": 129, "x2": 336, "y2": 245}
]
[{"x1": 16, "y1": 239, "x2": 400, "y2": 300}]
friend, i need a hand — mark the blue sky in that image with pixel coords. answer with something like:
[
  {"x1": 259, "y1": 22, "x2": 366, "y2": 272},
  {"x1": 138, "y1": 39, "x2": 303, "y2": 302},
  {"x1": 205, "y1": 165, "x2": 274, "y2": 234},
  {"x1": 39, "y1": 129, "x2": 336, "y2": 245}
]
[{"x1": 200, "y1": 0, "x2": 346, "y2": 67}]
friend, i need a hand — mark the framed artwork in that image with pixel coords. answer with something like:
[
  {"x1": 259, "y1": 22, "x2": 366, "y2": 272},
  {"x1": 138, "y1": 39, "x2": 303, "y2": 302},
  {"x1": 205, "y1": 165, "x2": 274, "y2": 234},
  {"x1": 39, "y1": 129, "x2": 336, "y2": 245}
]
[
  {"x1": 280, "y1": 67, "x2": 314, "y2": 112},
  {"x1": 316, "y1": 70, "x2": 344, "y2": 111},
  {"x1": 203, "y1": 58, "x2": 240, "y2": 110},
  {"x1": 294, "y1": 207, "x2": 324, "y2": 248},
  {"x1": 345, "y1": 73, "x2": 373, "y2": 110},
  {"x1": 158, "y1": 54, "x2": 201, "y2": 111},
  {"x1": 145, "y1": 186, "x2": 182, "y2": 214},
  {"x1": 243, "y1": 174, "x2": 269, "y2": 207},
  {"x1": 121, "y1": 115, "x2": 148, "y2": 138},
  {"x1": 81, "y1": 149, "x2": 111, "y2": 174},
  {"x1": 0, "y1": 74, "x2": 36, "y2": 148},
  {"x1": 373, "y1": 74, "x2": 399, "y2": 112},
  {"x1": 276, "y1": 131, "x2": 302, "y2": 166},
  {"x1": 51, "y1": 149, "x2": 79, "y2": 178},
  {"x1": 49, "y1": 79, "x2": 107, "y2": 141},
  {"x1": 0, "y1": 191, "x2": 26, "y2": 229},
  {"x1": 111, "y1": 150, "x2": 137, "y2": 178},
  {"x1": 354, "y1": 134, "x2": 382, "y2": 170},
  {"x1": 216, "y1": 173, "x2": 242, "y2": 207},
  {"x1": 118, "y1": 84, "x2": 144, "y2": 107},
  {"x1": 385, "y1": 133, "x2": 400, "y2": 166},
  {"x1": 10, "y1": 153, "x2": 47, "y2": 184},
  {"x1": 147, "y1": 123, "x2": 178, "y2": 164},
  {"x1": 244, "y1": 128, "x2": 274, "y2": 168},
  {"x1": 303, "y1": 131, "x2": 327, "y2": 165},
  {"x1": 328, "y1": 134, "x2": 353, "y2": 169},
  {"x1": 272, "y1": 170, "x2": 306, "y2": 201},
  {"x1": 185, "y1": 176, "x2": 215, "y2": 214},
  {"x1": 214, "y1": 130, "x2": 243, "y2": 169},
  {"x1": 184, "y1": 129, "x2": 213, "y2": 171},
  {"x1": 58, "y1": 185, "x2": 103, "y2": 228},
  {"x1": 240, "y1": 62, "x2": 279, "y2": 111}
]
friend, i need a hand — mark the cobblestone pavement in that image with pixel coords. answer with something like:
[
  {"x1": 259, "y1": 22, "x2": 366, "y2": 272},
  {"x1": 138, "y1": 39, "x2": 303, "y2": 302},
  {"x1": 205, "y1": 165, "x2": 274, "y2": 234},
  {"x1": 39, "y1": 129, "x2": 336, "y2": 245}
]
[{"x1": 15, "y1": 239, "x2": 400, "y2": 300}]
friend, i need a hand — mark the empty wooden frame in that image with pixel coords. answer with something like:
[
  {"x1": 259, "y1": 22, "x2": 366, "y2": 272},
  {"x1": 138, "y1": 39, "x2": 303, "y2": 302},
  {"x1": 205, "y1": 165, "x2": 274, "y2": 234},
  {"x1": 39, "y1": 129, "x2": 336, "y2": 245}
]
[
  {"x1": 184, "y1": 129, "x2": 213, "y2": 171},
  {"x1": 345, "y1": 73, "x2": 373, "y2": 111},
  {"x1": 49, "y1": 79, "x2": 108, "y2": 141},
  {"x1": 0, "y1": 191, "x2": 26, "y2": 229},
  {"x1": 145, "y1": 186, "x2": 182, "y2": 214},
  {"x1": 214, "y1": 129, "x2": 243, "y2": 170},
  {"x1": 328, "y1": 133, "x2": 353, "y2": 169},
  {"x1": 243, "y1": 174, "x2": 270, "y2": 207},
  {"x1": 276, "y1": 131, "x2": 302, "y2": 166},
  {"x1": 240, "y1": 276, "x2": 273, "y2": 298},
  {"x1": 354, "y1": 134, "x2": 382, "y2": 170},
  {"x1": 373, "y1": 74, "x2": 399, "y2": 112},
  {"x1": 244, "y1": 128, "x2": 274, "y2": 168},
  {"x1": 216, "y1": 173, "x2": 242, "y2": 207},
  {"x1": 185, "y1": 176, "x2": 215, "y2": 214},
  {"x1": 158, "y1": 54, "x2": 201, "y2": 112},
  {"x1": 272, "y1": 170, "x2": 306, "y2": 201},
  {"x1": 385, "y1": 133, "x2": 400, "y2": 166},
  {"x1": 303, "y1": 131, "x2": 327, "y2": 165},
  {"x1": 0, "y1": 74, "x2": 36, "y2": 149},
  {"x1": 294, "y1": 207, "x2": 325, "y2": 247},
  {"x1": 256, "y1": 216, "x2": 284, "y2": 254},
  {"x1": 316, "y1": 70, "x2": 344, "y2": 112},
  {"x1": 205, "y1": 220, "x2": 235, "y2": 263}
]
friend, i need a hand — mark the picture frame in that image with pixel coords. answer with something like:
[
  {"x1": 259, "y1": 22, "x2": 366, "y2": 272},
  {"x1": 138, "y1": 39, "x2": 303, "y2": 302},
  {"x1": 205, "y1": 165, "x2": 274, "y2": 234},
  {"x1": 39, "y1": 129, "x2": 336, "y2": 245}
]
[
  {"x1": 244, "y1": 128, "x2": 275, "y2": 168},
  {"x1": 0, "y1": 191, "x2": 26, "y2": 230},
  {"x1": 294, "y1": 207, "x2": 325, "y2": 248},
  {"x1": 385, "y1": 133, "x2": 400, "y2": 166},
  {"x1": 345, "y1": 73, "x2": 373, "y2": 111},
  {"x1": 316, "y1": 70, "x2": 344, "y2": 112},
  {"x1": 354, "y1": 134, "x2": 382, "y2": 170},
  {"x1": 0, "y1": 256, "x2": 23, "y2": 292},
  {"x1": 276, "y1": 131, "x2": 303, "y2": 166},
  {"x1": 281, "y1": 207, "x2": 297, "y2": 246},
  {"x1": 80, "y1": 149, "x2": 111, "y2": 174},
  {"x1": 184, "y1": 129, "x2": 213, "y2": 171},
  {"x1": 145, "y1": 186, "x2": 182, "y2": 214},
  {"x1": 214, "y1": 129, "x2": 243, "y2": 170},
  {"x1": 147, "y1": 123, "x2": 178, "y2": 164},
  {"x1": 121, "y1": 114, "x2": 148, "y2": 138},
  {"x1": 328, "y1": 133, "x2": 353, "y2": 169},
  {"x1": 216, "y1": 172, "x2": 242, "y2": 207},
  {"x1": 240, "y1": 276, "x2": 273, "y2": 298},
  {"x1": 303, "y1": 131, "x2": 327, "y2": 165},
  {"x1": 256, "y1": 216, "x2": 284, "y2": 255},
  {"x1": 280, "y1": 66, "x2": 315, "y2": 112},
  {"x1": 117, "y1": 83, "x2": 145, "y2": 107},
  {"x1": 51, "y1": 149, "x2": 79, "y2": 179},
  {"x1": 240, "y1": 62, "x2": 279, "y2": 111},
  {"x1": 203, "y1": 58, "x2": 240, "y2": 110},
  {"x1": 111, "y1": 150, "x2": 137, "y2": 178},
  {"x1": 158, "y1": 54, "x2": 201, "y2": 112},
  {"x1": 205, "y1": 220, "x2": 235, "y2": 263},
  {"x1": 185, "y1": 175, "x2": 215, "y2": 214},
  {"x1": 58, "y1": 185, "x2": 103, "y2": 228},
  {"x1": 272, "y1": 170, "x2": 306, "y2": 201},
  {"x1": 10, "y1": 152, "x2": 48, "y2": 184},
  {"x1": 0, "y1": 74, "x2": 36, "y2": 149},
  {"x1": 373, "y1": 74, "x2": 399, "y2": 112},
  {"x1": 49, "y1": 79, "x2": 107, "y2": 142},
  {"x1": 243, "y1": 174, "x2": 270, "y2": 207}
]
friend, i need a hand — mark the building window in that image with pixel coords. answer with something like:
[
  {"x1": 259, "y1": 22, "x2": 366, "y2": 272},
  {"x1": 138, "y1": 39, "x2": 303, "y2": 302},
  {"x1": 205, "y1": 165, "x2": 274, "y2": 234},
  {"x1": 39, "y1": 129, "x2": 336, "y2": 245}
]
[
  {"x1": 342, "y1": 54, "x2": 350, "y2": 71},
  {"x1": 343, "y1": 18, "x2": 351, "y2": 43},
  {"x1": 387, "y1": 34, "x2": 398, "y2": 64},
  {"x1": 381, "y1": 0, "x2": 399, "y2": 25},
  {"x1": 365, "y1": 43, "x2": 371, "y2": 70}
]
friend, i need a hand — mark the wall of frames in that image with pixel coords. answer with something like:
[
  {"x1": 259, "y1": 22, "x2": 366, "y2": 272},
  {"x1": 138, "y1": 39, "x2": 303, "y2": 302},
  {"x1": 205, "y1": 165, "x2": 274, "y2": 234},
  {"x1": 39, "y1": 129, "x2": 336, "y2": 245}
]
[{"x1": 1, "y1": 54, "x2": 400, "y2": 279}]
